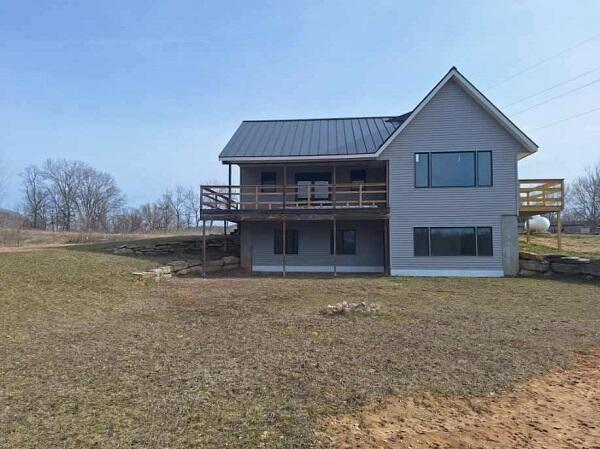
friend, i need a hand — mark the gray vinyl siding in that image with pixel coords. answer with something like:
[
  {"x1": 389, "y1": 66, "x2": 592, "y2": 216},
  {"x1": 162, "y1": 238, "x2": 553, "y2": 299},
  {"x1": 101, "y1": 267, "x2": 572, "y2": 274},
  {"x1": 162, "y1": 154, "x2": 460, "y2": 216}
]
[
  {"x1": 378, "y1": 78, "x2": 521, "y2": 273},
  {"x1": 242, "y1": 220, "x2": 384, "y2": 271}
]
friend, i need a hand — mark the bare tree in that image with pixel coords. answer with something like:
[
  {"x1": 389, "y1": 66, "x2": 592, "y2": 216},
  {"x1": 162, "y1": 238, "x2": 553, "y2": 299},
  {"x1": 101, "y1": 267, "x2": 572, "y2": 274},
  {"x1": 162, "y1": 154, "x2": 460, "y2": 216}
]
[
  {"x1": 77, "y1": 166, "x2": 124, "y2": 231},
  {"x1": 183, "y1": 187, "x2": 201, "y2": 228},
  {"x1": 168, "y1": 185, "x2": 187, "y2": 230},
  {"x1": 21, "y1": 165, "x2": 49, "y2": 229},
  {"x1": 567, "y1": 161, "x2": 600, "y2": 226},
  {"x1": 42, "y1": 159, "x2": 85, "y2": 231}
]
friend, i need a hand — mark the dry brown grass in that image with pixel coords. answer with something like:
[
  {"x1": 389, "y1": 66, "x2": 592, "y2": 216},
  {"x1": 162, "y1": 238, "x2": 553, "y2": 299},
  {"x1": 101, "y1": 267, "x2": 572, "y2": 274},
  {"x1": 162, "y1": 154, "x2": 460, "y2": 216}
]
[
  {"x1": 1, "y1": 249, "x2": 599, "y2": 448},
  {"x1": 520, "y1": 233, "x2": 600, "y2": 257},
  {"x1": 0, "y1": 228, "x2": 227, "y2": 251}
]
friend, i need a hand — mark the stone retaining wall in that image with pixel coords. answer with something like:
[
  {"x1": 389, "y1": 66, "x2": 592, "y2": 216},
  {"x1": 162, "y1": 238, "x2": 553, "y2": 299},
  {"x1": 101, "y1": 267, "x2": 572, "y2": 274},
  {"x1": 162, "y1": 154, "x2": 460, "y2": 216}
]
[
  {"x1": 519, "y1": 251, "x2": 600, "y2": 278},
  {"x1": 113, "y1": 235, "x2": 239, "y2": 257},
  {"x1": 132, "y1": 256, "x2": 240, "y2": 280}
]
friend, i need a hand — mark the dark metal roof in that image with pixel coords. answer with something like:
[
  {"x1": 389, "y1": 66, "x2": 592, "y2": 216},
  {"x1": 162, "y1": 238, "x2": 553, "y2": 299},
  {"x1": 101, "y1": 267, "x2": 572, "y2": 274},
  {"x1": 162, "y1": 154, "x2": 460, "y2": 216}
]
[{"x1": 219, "y1": 113, "x2": 411, "y2": 159}]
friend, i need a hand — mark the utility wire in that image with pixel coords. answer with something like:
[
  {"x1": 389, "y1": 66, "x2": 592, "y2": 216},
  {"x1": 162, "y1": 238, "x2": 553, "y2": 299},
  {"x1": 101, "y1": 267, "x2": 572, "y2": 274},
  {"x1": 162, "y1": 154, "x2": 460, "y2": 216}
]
[
  {"x1": 511, "y1": 76, "x2": 600, "y2": 116},
  {"x1": 530, "y1": 106, "x2": 600, "y2": 131},
  {"x1": 504, "y1": 66, "x2": 600, "y2": 107},
  {"x1": 487, "y1": 32, "x2": 600, "y2": 90}
]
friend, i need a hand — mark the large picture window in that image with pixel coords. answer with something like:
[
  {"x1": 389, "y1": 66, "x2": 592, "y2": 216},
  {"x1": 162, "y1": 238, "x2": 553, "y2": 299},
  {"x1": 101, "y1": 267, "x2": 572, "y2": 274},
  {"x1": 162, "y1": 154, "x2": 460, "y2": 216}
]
[
  {"x1": 274, "y1": 229, "x2": 299, "y2": 255},
  {"x1": 330, "y1": 229, "x2": 356, "y2": 255},
  {"x1": 415, "y1": 151, "x2": 492, "y2": 188},
  {"x1": 430, "y1": 227, "x2": 476, "y2": 256},
  {"x1": 414, "y1": 226, "x2": 493, "y2": 257},
  {"x1": 431, "y1": 152, "x2": 475, "y2": 187}
]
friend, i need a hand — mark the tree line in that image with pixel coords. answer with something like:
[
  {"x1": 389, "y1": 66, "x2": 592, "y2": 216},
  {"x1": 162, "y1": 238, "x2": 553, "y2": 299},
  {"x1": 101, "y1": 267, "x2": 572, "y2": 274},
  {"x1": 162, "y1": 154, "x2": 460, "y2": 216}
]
[{"x1": 19, "y1": 158, "x2": 210, "y2": 233}]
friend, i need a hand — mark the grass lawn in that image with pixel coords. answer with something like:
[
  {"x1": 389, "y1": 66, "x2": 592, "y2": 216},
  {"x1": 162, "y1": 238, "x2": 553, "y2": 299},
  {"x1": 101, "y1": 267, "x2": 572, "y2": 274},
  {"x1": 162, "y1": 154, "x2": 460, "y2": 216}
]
[
  {"x1": 1, "y1": 249, "x2": 599, "y2": 448},
  {"x1": 520, "y1": 233, "x2": 600, "y2": 258}
]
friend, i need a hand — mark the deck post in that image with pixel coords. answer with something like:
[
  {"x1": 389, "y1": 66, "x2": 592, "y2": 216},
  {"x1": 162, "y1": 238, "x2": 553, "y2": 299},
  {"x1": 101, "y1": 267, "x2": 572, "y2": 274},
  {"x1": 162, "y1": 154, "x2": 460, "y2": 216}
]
[
  {"x1": 332, "y1": 164, "x2": 337, "y2": 209},
  {"x1": 223, "y1": 219, "x2": 228, "y2": 254},
  {"x1": 283, "y1": 165, "x2": 287, "y2": 210},
  {"x1": 526, "y1": 217, "x2": 531, "y2": 244},
  {"x1": 557, "y1": 211, "x2": 562, "y2": 250},
  {"x1": 228, "y1": 163, "x2": 232, "y2": 209},
  {"x1": 202, "y1": 219, "x2": 207, "y2": 278},
  {"x1": 282, "y1": 219, "x2": 286, "y2": 277},
  {"x1": 333, "y1": 217, "x2": 337, "y2": 277}
]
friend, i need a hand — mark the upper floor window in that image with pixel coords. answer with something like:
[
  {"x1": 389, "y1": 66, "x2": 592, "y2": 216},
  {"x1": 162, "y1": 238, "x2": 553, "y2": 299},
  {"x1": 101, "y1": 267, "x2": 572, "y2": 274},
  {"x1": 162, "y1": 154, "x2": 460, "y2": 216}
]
[
  {"x1": 295, "y1": 173, "x2": 330, "y2": 201},
  {"x1": 415, "y1": 151, "x2": 492, "y2": 188},
  {"x1": 350, "y1": 169, "x2": 367, "y2": 191},
  {"x1": 261, "y1": 172, "x2": 277, "y2": 192},
  {"x1": 415, "y1": 153, "x2": 429, "y2": 188}
]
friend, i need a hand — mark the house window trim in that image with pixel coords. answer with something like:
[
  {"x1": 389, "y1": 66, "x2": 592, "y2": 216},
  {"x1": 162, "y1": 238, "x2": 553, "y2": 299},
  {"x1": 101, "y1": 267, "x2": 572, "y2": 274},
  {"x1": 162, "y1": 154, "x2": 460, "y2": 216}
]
[
  {"x1": 274, "y1": 229, "x2": 299, "y2": 255},
  {"x1": 330, "y1": 229, "x2": 357, "y2": 255},
  {"x1": 414, "y1": 151, "x2": 493, "y2": 188},
  {"x1": 413, "y1": 226, "x2": 494, "y2": 257}
]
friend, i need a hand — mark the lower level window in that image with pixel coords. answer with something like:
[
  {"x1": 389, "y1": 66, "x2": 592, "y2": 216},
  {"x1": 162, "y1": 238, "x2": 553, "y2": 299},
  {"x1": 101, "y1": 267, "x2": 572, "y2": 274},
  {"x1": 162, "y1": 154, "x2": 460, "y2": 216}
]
[
  {"x1": 274, "y1": 229, "x2": 299, "y2": 254},
  {"x1": 330, "y1": 229, "x2": 356, "y2": 255},
  {"x1": 414, "y1": 226, "x2": 493, "y2": 256}
]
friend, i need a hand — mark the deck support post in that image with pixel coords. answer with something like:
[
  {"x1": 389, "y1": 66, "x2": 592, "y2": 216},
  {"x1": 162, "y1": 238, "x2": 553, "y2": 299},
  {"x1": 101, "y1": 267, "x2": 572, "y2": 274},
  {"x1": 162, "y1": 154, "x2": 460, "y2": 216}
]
[
  {"x1": 282, "y1": 219, "x2": 286, "y2": 277},
  {"x1": 526, "y1": 217, "x2": 531, "y2": 244},
  {"x1": 202, "y1": 219, "x2": 207, "y2": 278},
  {"x1": 557, "y1": 211, "x2": 562, "y2": 250},
  {"x1": 225, "y1": 163, "x2": 232, "y2": 254},
  {"x1": 283, "y1": 165, "x2": 287, "y2": 210},
  {"x1": 333, "y1": 217, "x2": 337, "y2": 277},
  {"x1": 332, "y1": 163, "x2": 337, "y2": 209}
]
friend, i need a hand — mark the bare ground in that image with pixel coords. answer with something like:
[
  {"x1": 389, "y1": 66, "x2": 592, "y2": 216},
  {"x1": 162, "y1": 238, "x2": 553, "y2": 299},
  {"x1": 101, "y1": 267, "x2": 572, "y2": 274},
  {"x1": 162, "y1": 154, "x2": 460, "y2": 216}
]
[{"x1": 322, "y1": 350, "x2": 600, "y2": 448}]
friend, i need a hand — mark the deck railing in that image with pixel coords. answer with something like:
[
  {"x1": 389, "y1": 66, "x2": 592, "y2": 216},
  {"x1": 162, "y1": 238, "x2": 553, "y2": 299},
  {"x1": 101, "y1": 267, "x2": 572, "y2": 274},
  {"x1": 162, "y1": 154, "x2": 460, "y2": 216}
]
[
  {"x1": 201, "y1": 182, "x2": 387, "y2": 211},
  {"x1": 519, "y1": 179, "x2": 564, "y2": 213}
]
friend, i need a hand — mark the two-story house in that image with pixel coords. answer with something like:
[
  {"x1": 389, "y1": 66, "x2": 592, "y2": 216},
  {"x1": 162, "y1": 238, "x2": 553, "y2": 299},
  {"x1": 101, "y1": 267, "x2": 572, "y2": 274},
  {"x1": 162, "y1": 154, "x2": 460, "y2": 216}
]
[{"x1": 201, "y1": 67, "x2": 564, "y2": 277}]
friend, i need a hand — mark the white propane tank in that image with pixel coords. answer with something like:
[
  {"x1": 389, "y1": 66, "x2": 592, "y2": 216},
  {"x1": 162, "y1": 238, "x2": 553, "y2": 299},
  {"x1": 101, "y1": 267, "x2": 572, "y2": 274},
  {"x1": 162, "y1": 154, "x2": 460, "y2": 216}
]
[{"x1": 525, "y1": 215, "x2": 551, "y2": 233}]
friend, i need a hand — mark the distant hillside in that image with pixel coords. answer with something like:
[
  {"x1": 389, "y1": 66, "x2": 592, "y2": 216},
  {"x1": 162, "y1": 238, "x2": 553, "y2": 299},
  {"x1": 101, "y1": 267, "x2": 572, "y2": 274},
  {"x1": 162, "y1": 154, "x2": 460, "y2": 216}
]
[{"x1": 0, "y1": 208, "x2": 25, "y2": 227}]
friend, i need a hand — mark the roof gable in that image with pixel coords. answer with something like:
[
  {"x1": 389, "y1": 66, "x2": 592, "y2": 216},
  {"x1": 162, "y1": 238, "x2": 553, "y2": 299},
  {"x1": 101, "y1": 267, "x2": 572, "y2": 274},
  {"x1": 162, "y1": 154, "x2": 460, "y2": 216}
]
[
  {"x1": 218, "y1": 67, "x2": 538, "y2": 163},
  {"x1": 373, "y1": 67, "x2": 538, "y2": 158}
]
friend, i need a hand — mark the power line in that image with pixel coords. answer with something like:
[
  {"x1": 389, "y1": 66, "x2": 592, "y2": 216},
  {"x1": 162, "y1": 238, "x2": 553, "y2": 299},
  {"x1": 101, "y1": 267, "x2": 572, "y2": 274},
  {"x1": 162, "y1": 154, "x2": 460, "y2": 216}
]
[
  {"x1": 488, "y1": 32, "x2": 600, "y2": 90},
  {"x1": 530, "y1": 106, "x2": 600, "y2": 131},
  {"x1": 504, "y1": 66, "x2": 600, "y2": 107},
  {"x1": 511, "y1": 76, "x2": 600, "y2": 116}
]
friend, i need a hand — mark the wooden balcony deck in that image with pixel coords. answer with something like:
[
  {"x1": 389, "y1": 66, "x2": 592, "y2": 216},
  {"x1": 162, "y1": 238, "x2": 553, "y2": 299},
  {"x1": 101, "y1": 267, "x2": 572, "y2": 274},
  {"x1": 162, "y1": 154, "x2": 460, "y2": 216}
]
[
  {"x1": 201, "y1": 183, "x2": 388, "y2": 221},
  {"x1": 519, "y1": 178, "x2": 565, "y2": 249},
  {"x1": 519, "y1": 179, "x2": 565, "y2": 215}
]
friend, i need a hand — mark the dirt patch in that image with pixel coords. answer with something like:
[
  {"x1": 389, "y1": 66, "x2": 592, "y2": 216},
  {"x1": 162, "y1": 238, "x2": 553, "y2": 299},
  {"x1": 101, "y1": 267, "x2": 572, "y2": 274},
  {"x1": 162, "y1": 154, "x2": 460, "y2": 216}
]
[{"x1": 322, "y1": 350, "x2": 600, "y2": 448}]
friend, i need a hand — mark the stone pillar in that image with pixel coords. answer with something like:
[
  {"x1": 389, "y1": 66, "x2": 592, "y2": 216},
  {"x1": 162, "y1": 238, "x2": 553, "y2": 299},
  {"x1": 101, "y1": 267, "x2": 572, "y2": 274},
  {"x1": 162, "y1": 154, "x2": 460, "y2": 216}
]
[{"x1": 501, "y1": 215, "x2": 519, "y2": 276}]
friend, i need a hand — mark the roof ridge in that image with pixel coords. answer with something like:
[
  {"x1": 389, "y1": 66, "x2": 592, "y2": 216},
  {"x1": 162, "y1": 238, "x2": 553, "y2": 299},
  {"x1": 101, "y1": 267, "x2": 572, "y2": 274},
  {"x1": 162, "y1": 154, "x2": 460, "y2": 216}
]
[{"x1": 243, "y1": 114, "x2": 409, "y2": 123}]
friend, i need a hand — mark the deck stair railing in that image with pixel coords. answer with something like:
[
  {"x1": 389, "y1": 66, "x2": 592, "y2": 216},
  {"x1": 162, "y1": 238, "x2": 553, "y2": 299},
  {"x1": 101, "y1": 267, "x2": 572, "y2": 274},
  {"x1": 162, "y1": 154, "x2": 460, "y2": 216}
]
[{"x1": 201, "y1": 182, "x2": 387, "y2": 210}]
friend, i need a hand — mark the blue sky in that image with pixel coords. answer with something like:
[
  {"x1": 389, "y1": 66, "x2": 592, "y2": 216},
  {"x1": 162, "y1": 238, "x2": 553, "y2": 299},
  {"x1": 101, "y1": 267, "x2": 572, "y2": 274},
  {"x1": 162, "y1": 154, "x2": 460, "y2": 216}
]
[{"x1": 1, "y1": 0, "x2": 599, "y2": 208}]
